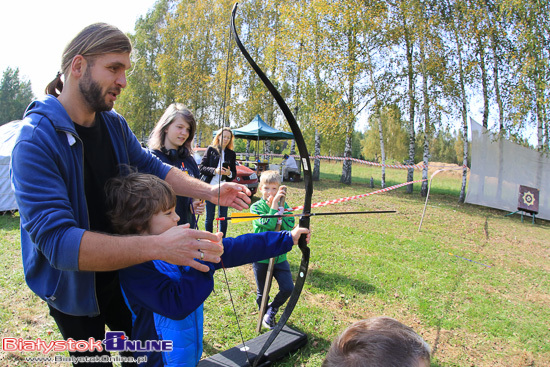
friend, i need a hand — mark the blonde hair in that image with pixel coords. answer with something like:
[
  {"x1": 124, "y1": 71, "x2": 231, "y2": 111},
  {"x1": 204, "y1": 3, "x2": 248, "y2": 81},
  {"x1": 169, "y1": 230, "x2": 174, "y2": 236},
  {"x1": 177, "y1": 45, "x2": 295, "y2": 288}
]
[
  {"x1": 259, "y1": 170, "x2": 281, "y2": 187},
  {"x1": 148, "y1": 103, "x2": 197, "y2": 154},
  {"x1": 46, "y1": 23, "x2": 132, "y2": 96},
  {"x1": 211, "y1": 127, "x2": 234, "y2": 152},
  {"x1": 105, "y1": 172, "x2": 176, "y2": 235}
]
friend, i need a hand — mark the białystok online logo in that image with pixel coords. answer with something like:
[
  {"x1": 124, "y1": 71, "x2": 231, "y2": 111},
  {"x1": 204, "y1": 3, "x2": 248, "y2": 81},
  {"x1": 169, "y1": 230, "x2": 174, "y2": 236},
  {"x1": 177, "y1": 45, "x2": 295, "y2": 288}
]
[{"x1": 2, "y1": 331, "x2": 173, "y2": 354}]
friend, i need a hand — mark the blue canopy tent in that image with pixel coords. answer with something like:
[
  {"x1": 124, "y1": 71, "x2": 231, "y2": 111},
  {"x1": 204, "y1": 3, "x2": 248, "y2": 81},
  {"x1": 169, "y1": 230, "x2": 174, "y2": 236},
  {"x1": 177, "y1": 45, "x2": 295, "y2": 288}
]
[
  {"x1": 232, "y1": 114, "x2": 294, "y2": 140},
  {"x1": 232, "y1": 114, "x2": 294, "y2": 160}
]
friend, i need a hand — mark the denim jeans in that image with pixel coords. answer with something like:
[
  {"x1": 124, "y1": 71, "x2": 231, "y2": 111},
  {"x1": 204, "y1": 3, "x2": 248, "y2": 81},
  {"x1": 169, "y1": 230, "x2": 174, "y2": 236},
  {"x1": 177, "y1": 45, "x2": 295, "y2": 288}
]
[
  {"x1": 205, "y1": 200, "x2": 228, "y2": 237},
  {"x1": 253, "y1": 260, "x2": 294, "y2": 310}
]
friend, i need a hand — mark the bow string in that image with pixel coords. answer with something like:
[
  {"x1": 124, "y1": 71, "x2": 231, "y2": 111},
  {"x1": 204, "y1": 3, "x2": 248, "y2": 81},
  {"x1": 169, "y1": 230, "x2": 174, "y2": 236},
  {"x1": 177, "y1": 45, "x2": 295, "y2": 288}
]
[{"x1": 231, "y1": 3, "x2": 313, "y2": 366}]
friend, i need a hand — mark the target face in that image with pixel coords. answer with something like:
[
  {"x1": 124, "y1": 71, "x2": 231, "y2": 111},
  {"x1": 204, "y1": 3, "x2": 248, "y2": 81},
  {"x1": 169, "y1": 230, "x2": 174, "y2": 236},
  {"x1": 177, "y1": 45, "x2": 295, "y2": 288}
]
[
  {"x1": 522, "y1": 191, "x2": 535, "y2": 206},
  {"x1": 518, "y1": 185, "x2": 539, "y2": 213}
]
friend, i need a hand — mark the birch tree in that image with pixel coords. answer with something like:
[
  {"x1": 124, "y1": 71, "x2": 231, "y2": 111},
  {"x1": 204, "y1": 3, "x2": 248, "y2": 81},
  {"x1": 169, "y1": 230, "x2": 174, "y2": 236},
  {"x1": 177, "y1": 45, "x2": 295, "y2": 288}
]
[
  {"x1": 387, "y1": 0, "x2": 419, "y2": 193},
  {"x1": 505, "y1": 0, "x2": 550, "y2": 151},
  {"x1": 441, "y1": 0, "x2": 472, "y2": 202},
  {"x1": 321, "y1": 0, "x2": 367, "y2": 185}
]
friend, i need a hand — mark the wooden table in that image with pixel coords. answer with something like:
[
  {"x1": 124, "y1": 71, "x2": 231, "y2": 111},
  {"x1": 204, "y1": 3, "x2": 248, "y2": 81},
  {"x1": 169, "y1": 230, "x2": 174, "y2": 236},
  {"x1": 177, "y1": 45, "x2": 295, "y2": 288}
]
[
  {"x1": 238, "y1": 161, "x2": 269, "y2": 175},
  {"x1": 255, "y1": 162, "x2": 269, "y2": 174}
]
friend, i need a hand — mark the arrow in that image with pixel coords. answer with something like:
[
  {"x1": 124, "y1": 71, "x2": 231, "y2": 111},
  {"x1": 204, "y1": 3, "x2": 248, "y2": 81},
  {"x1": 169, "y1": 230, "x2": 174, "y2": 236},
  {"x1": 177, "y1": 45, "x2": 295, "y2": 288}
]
[
  {"x1": 216, "y1": 210, "x2": 397, "y2": 224},
  {"x1": 449, "y1": 253, "x2": 492, "y2": 268}
]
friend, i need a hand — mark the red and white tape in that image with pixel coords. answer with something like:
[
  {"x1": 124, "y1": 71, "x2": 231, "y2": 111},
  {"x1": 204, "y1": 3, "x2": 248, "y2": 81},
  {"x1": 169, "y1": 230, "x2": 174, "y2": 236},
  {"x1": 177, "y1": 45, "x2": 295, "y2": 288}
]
[
  {"x1": 290, "y1": 179, "x2": 427, "y2": 212},
  {"x1": 242, "y1": 152, "x2": 427, "y2": 169},
  {"x1": 309, "y1": 155, "x2": 426, "y2": 169}
]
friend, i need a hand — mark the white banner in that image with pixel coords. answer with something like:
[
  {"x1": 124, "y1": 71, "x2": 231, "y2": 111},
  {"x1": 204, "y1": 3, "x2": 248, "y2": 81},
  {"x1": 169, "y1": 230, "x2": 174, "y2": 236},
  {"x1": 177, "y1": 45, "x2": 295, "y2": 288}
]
[{"x1": 465, "y1": 118, "x2": 549, "y2": 221}]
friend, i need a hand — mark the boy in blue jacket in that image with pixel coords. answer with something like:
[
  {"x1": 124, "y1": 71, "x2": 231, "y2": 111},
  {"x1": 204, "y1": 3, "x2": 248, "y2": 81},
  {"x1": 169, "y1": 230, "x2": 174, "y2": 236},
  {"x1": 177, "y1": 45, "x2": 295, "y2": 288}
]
[{"x1": 105, "y1": 172, "x2": 310, "y2": 366}]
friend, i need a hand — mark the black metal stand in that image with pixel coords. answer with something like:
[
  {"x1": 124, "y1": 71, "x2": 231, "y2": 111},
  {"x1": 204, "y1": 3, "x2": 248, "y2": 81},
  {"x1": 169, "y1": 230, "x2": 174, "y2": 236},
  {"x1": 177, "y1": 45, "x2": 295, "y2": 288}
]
[
  {"x1": 198, "y1": 325, "x2": 307, "y2": 367},
  {"x1": 505, "y1": 209, "x2": 537, "y2": 224}
]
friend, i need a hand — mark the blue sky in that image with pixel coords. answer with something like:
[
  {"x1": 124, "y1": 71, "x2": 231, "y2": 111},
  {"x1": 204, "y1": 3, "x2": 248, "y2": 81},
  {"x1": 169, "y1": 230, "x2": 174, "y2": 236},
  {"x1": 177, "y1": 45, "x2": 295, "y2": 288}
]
[{"x1": 0, "y1": 0, "x2": 157, "y2": 97}]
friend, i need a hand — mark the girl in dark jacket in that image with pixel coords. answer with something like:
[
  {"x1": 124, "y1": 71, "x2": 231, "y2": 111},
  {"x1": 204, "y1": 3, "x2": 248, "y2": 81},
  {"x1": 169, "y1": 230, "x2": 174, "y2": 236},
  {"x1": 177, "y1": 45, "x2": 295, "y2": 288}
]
[
  {"x1": 148, "y1": 103, "x2": 205, "y2": 228},
  {"x1": 199, "y1": 127, "x2": 237, "y2": 237}
]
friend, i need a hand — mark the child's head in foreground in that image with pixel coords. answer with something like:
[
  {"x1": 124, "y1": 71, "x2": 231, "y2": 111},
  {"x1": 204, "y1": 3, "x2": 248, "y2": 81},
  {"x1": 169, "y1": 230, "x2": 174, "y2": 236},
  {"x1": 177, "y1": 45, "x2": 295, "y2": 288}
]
[
  {"x1": 322, "y1": 316, "x2": 431, "y2": 367},
  {"x1": 258, "y1": 170, "x2": 283, "y2": 202},
  {"x1": 106, "y1": 172, "x2": 179, "y2": 235}
]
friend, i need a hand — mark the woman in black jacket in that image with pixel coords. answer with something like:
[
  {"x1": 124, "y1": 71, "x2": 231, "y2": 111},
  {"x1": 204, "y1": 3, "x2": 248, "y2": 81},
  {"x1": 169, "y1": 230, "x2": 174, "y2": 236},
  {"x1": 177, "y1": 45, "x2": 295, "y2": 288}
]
[{"x1": 199, "y1": 127, "x2": 237, "y2": 237}]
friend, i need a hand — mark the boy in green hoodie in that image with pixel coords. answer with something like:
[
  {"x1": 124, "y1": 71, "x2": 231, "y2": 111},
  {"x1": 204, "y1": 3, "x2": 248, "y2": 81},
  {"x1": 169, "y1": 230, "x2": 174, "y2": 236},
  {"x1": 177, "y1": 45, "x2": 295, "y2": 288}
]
[{"x1": 250, "y1": 170, "x2": 296, "y2": 329}]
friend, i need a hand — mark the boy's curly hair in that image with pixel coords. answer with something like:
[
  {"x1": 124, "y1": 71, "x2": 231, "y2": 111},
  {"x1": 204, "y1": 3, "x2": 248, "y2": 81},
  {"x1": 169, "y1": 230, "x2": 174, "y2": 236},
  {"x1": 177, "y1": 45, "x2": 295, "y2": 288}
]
[
  {"x1": 105, "y1": 172, "x2": 177, "y2": 235},
  {"x1": 322, "y1": 316, "x2": 431, "y2": 367}
]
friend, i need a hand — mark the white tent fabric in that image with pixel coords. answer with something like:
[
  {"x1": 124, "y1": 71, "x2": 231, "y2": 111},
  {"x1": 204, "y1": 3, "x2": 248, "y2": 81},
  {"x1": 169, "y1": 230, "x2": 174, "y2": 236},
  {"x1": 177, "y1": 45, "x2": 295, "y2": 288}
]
[
  {"x1": 0, "y1": 120, "x2": 22, "y2": 211},
  {"x1": 466, "y1": 118, "x2": 550, "y2": 220}
]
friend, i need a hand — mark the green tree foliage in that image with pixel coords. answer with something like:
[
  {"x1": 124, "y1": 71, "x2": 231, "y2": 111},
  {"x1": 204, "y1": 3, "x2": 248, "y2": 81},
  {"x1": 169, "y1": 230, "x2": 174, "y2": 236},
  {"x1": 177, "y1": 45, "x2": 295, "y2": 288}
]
[
  {"x1": 502, "y1": 0, "x2": 550, "y2": 151},
  {"x1": 362, "y1": 105, "x2": 409, "y2": 162},
  {"x1": 117, "y1": 0, "x2": 550, "y2": 184},
  {"x1": 0, "y1": 67, "x2": 34, "y2": 125},
  {"x1": 116, "y1": 0, "x2": 171, "y2": 142},
  {"x1": 430, "y1": 127, "x2": 460, "y2": 164}
]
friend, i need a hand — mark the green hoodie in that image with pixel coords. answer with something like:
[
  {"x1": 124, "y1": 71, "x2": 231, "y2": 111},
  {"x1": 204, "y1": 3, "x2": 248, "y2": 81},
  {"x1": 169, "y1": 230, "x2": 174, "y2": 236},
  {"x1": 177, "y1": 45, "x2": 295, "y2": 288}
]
[{"x1": 250, "y1": 198, "x2": 295, "y2": 263}]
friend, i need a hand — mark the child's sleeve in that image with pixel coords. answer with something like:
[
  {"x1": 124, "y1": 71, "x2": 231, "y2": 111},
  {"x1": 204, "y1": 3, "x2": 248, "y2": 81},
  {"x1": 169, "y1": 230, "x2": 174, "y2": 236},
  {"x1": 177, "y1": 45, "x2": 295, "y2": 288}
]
[
  {"x1": 119, "y1": 261, "x2": 215, "y2": 320},
  {"x1": 214, "y1": 231, "x2": 294, "y2": 269}
]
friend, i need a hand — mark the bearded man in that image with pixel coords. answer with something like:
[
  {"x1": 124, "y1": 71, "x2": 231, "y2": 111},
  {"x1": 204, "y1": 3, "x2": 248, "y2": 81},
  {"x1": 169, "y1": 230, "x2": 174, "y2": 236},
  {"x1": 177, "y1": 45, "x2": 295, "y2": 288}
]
[{"x1": 11, "y1": 23, "x2": 251, "y2": 366}]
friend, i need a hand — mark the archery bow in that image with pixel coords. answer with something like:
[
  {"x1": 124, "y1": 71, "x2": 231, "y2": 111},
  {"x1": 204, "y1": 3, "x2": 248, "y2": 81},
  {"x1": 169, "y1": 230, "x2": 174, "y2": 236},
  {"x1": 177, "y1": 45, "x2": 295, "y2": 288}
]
[{"x1": 231, "y1": 3, "x2": 313, "y2": 366}]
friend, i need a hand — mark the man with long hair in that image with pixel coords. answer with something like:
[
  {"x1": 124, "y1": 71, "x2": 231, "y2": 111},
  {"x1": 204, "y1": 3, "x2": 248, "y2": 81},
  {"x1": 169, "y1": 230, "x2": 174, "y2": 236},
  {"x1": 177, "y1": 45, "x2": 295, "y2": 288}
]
[{"x1": 11, "y1": 23, "x2": 251, "y2": 366}]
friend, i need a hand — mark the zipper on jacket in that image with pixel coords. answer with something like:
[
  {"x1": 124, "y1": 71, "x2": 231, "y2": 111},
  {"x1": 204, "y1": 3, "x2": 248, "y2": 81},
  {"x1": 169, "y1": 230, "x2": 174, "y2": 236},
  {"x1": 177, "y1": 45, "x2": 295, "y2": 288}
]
[
  {"x1": 116, "y1": 115, "x2": 131, "y2": 165},
  {"x1": 58, "y1": 126, "x2": 101, "y2": 315},
  {"x1": 195, "y1": 308, "x2": 200, "y2": 362}
]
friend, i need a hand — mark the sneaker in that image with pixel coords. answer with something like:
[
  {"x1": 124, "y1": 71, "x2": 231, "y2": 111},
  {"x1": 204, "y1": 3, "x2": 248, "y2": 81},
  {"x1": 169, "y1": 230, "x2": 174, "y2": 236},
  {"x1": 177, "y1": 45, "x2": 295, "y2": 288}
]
[{"x1": 262, "y1": 306, "x2": 278, "y2": 330}]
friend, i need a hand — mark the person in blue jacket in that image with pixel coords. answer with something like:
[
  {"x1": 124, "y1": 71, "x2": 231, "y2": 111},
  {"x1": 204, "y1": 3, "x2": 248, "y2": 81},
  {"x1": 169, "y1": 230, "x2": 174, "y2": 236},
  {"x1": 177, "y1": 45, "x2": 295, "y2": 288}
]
[
  {"x1": 148, "y1": 103, "x2": 205, "y2": 228},
  {"x1": 105, "y1": 172, "x2": 310, "y2": 366},
  {"x1": 10, "y1": 23, "x2": 251, "y2": 366}
]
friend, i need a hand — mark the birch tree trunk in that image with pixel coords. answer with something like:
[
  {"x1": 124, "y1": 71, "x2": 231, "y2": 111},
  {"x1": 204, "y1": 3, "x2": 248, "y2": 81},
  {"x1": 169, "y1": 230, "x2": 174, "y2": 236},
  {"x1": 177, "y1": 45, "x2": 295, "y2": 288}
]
[
  {"x1": 402, "y1": 9, "x2": 416, "y2": 194},
  {"x1": 292, "y1": 41, "x2": 304, "y2": 165},
  {"x1": 489, "y1": 27, "x2": 504, "y2": 132},
  {"x1": 419, "y1": 38, "x2": 430, "y2": 198},
  {"x1": 476, "y1": 33, "x2": 490, "y2": 129},
  {"x1": 341, "y1": 129, "x2": 353, "y2": 185},
  {"x1": 340, "y1": 28, "x2": 357, "y2": 186},
  {"x1": 460, "y1": 119, "x2": 469, "y2": 203},
  {"x1": 447, "y1": 0, "x2": 470, "y2": 203},
  {"x1": 458, "y1": 50, "x2": 469, "y2": 203},
  {"x1": 290, "y1": 140, "x2": 296, "y2": 156},
  {"x1": 313, "y1": 129, "x2": 321, "y2": 181},
  {"x1": 377, "y1": 111, "x2": 386, "y2": 188},
  {"x1": 366, "y1": 44, "x2": 385, "y2": 188}
]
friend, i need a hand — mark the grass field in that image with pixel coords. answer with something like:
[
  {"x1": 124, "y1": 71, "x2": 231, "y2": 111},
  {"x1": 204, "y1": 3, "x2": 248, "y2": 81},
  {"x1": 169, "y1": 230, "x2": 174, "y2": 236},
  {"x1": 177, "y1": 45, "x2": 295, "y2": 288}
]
[{"x1": 1, "y1": 161, "x2": 549, "y2": 366}]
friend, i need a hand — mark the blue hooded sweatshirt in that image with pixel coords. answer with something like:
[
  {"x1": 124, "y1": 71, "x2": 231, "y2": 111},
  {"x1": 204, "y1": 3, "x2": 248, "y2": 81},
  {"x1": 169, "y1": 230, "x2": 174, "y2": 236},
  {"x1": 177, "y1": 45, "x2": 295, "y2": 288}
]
[
  {"x1": 11, "y1": 95, "x2": 171, "y2": 316},
  {"x1": 119, "y1": 231, "x2": 294, "y2": 366}
]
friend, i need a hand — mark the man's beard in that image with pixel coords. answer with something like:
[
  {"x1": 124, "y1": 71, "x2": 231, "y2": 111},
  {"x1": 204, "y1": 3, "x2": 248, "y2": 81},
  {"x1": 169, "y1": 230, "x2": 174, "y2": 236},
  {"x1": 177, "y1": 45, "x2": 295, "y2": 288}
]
[{"x1": 78, "y1": 68, "x2": 115, "y2": 112}]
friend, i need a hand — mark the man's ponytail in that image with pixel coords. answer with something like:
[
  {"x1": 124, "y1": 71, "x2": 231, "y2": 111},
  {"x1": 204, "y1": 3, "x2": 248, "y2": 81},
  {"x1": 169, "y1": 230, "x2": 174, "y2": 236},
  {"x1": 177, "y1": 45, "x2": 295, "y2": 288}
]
[{"x1": 45, "y1": 72, "x2": 63, "y2": 97}]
